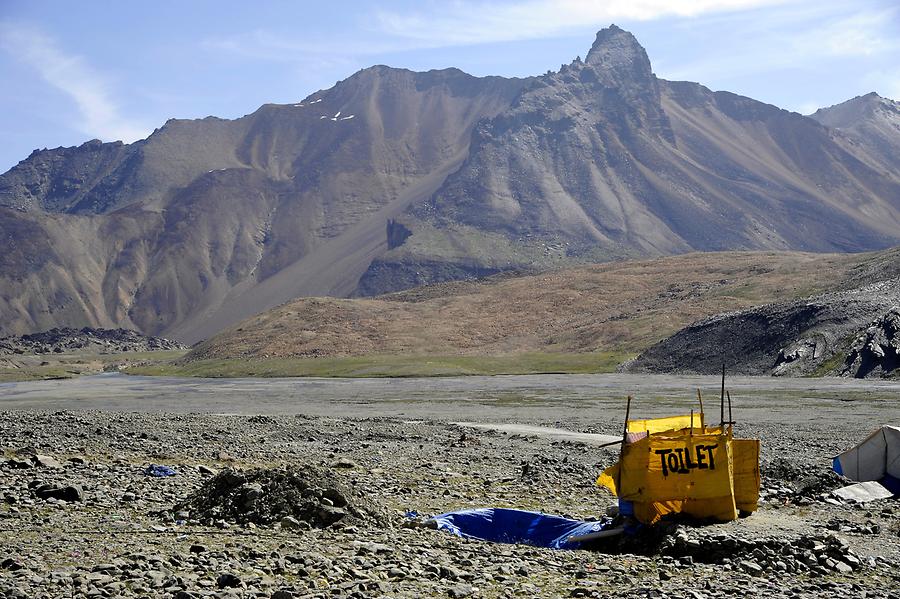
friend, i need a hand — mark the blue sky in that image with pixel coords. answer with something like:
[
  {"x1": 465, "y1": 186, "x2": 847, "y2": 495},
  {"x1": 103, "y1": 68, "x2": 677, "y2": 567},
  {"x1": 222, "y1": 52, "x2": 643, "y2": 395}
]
[{"x1": 1, "y1": 0, "x2": 898, "y2": 172}]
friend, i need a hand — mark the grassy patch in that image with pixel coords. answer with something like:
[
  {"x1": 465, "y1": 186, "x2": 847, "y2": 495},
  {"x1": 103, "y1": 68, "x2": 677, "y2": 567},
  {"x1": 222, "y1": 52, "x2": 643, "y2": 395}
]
[
  {"x1": 127, "y1": 351, "x2": 633, "y2": 379},
  {"x1": 0, "y1": 367, "x2": 77, "y2": 383},
  {"x1": 0, "y1": 350, "x2": 188, "y2": 383},
  {"x1": 807, "y1": 352, "x2": 850, "y2": 378},
  {"x1": 807, "y1": 335, "x2": 856, "y2": 377}
]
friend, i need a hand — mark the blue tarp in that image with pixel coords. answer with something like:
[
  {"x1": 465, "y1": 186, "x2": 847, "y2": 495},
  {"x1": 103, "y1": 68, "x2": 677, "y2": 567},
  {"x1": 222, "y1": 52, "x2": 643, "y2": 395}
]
[
  {"x1": 432, "y1": 508, "x2": 612, "y2": 549},
  {"x1": 145, "y1": 464, "x2": 177, "y2": 477}
]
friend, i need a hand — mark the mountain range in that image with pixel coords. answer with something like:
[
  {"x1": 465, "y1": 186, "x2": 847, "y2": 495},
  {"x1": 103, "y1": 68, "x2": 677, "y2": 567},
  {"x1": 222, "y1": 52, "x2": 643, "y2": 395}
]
[{"x1": 2, "y1": 25, "x2": 899, "y2": 343}]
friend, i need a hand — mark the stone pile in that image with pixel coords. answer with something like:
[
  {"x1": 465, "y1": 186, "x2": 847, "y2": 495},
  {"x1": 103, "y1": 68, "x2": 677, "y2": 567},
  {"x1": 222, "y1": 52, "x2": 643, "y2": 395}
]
[
  {"x1": 825, "y1": 517, "x2": 883, "y2": 535},
  {"x1": 660, "y1": 528, "x2": 869, "y2": 576},
  {"x1": 172, "y1": 466, "x2": 387, "y2": 529},
  {"x1": 760, "y1": 457, "x2": 849, "y2": 506}
]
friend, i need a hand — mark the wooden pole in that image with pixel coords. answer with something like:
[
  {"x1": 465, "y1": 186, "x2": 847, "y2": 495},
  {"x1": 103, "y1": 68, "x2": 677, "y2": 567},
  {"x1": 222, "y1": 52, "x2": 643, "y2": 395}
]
[
  {"x1": 622, "y1": 395, "x2": 632, "y2": 442},
  {"x1": 690, "y1": 409, "x2": 694, "y2": 436},
  {"x1": 720, "y1": 363, "x2": 726, "y2": 427},
  {"x1": 696, "y1": 389, "x2": 704, "y2": 428},
  {"x1": 726, "y1": 390, "x2": 733, "y2": 430},
  {"x1": 615, "y1": 395, "x2": 632, "y2": 495}
]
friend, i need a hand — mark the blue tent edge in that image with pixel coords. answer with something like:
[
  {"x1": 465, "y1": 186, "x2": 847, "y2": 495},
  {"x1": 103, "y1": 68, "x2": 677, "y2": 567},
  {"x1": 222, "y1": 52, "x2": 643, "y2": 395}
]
[{"x1": 880, "y1": 474, "x2": 900, "y2": 496}]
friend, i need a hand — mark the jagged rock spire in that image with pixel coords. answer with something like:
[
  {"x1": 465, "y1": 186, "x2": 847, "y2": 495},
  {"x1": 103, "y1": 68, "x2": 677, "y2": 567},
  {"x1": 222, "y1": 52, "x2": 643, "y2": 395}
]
[{"x1": 584, "y1": 25, "x2": 654, "y2": 83}]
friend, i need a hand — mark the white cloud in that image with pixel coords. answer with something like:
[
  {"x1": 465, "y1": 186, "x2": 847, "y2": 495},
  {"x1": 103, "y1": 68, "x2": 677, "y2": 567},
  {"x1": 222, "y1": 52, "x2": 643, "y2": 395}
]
[
  {"x1": 373, "y1": 0, "x2": 793, "y2": 46},
  {"x1": 800, "y1": 8, "x2": 898, "y2": 57},
  {"x1": 205, "y1": 0, "x2": 794, "y2": 63},
  {"x1": 658, "y1": 3, "x2": 900, "y2": 83},
  {"x1": 0, "y1": 22, "x2": 150, "y2": 143}
]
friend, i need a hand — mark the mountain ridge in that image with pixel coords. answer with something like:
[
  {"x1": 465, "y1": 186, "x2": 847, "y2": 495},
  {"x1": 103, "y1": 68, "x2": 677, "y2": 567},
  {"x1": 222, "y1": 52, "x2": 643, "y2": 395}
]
[
  {"x1": 2, "y1": 26, "x2": 899, "y2": 342},
  {"x1": 0, "y1": 66, "x2": 528, "y2": 340},
  {"x1": 358, "y1": 72, "x2": 900, "y2": 294}
]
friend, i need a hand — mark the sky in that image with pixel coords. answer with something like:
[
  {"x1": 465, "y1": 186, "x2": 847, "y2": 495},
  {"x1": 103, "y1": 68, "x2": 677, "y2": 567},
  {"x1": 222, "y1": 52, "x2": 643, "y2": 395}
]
[{"x1": 1, "y1": 0, "x2": 899, "y2": 172}]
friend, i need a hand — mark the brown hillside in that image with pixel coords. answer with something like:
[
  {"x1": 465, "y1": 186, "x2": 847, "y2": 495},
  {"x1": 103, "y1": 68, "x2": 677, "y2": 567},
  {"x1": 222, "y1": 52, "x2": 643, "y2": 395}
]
[
  {"x1": 3, "y1": 28, "x2": 900, "y2": 345},
  {"x1": 188, "y1": 250, "x2": 872, "y2": 361},
  {"x1": 0, "y1": 68, "x2": 526, "y2": 342}
]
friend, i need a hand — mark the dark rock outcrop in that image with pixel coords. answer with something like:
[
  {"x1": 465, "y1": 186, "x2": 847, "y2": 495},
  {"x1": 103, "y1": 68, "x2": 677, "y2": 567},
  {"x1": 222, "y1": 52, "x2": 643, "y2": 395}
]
[
  {"x1": 31, "y1": 482, "x2": 83, "y2": 503},
  {"x1": 627, "y1": 279, "x2": 900, "y2": 376},
  {"x1": 840, "y1": 307, "x2": 900, "y2": 378},
  {"x1": 354, "y1": 258, "x2": 506, "y2": 297},
  {"x1": 0, "y1": 327, "x2": 185, "y2": 355}
]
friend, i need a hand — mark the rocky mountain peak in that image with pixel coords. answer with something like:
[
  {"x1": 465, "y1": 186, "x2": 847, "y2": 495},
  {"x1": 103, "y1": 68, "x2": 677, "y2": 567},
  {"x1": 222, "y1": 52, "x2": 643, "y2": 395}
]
[
  {"x1": 811, "y1": 92, "x2": 900, "y2": 129},
  {"x1": 583, "y1": 25, "x2": 653, "y2": 83},
  {"x1": 870, "y1": 92, "x2": 900, "y2": 113},
  {"x1": 841, "y1": 92, "x2": 891, "y2": 112}
]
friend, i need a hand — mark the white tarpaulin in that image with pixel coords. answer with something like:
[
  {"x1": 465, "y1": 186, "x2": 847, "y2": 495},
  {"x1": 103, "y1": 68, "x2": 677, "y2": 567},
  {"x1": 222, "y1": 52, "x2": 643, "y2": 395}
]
[
  {"x1": 833, "y1": 425, "x2": 900, "y2": 482},
  {"x1": 832, "y1": 481, "x2": 894, "y2": 503}
]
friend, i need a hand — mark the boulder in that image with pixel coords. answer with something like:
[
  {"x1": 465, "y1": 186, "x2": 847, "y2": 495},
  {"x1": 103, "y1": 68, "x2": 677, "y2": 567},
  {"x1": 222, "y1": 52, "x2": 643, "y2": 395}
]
[{"x1": 33, "y1": 484, "x2": 83, "y2": 502}]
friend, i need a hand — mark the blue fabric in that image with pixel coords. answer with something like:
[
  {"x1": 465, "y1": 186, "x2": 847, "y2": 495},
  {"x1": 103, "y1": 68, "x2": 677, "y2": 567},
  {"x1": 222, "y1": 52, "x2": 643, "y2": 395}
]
[
  {"x1": 145, "y1": 464, "x2": 177, "y2": 477},
  {"x1": 880, "y1": 474, "x2": 900, "y2": 496},
  {"x1": 832, "y1": 457, "x2": 843, "y2": 476},
  {"x1": 432, "y1": 508, "x2": 611, "y2": 549}
]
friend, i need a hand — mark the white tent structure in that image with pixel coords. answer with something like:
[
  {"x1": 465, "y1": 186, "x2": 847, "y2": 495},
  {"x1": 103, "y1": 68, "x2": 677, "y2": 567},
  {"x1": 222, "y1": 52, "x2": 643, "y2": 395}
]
[{"x1": 833, "y1": 425, "x2": 900, "y2": 486}]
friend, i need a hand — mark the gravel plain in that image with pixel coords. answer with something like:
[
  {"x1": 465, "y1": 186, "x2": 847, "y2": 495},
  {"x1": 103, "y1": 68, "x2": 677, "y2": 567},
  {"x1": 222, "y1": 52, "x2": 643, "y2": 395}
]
[{"x1": 1, "y1": 373, "x2": 899, "y2": 598}]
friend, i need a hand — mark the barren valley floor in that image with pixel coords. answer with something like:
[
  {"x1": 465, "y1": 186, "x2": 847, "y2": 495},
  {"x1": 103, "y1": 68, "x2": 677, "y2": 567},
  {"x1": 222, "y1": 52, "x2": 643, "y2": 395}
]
[{"x1": 0, "y1": 374, "x2": 898, "y2": 598}]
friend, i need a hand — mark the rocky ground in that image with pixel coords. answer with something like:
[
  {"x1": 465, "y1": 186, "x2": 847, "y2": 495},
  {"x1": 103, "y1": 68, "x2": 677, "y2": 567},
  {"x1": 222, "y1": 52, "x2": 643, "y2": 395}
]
[
  {"x1": 0, "y1": 328, "x2": 185, "y2": 356},
  {"x1": 0, "y1": 327, "x2": 186, "y2": 355},
  {"x1": 0, "y1": 409, "x2": 898, "y2": 599}
]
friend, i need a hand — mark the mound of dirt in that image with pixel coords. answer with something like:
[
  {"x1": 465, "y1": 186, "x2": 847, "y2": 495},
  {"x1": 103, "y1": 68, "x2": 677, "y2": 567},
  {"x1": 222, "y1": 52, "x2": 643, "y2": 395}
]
[
  {"x1": 173, "y1": 466, "x2": 387, "y2": 528},
  {"x1": 762, "y1": 457, "x2": 848, "y2": 498},
  {"x1": 762, "y1": 457, "x2": 809, "y2": 482}
]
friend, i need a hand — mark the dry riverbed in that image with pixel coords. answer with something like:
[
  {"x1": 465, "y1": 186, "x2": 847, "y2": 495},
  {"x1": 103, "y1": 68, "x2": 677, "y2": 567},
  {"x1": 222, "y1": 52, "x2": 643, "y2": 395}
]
[{"x1": 1, "y1": 374, "x2": 899, "y2": 598}]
